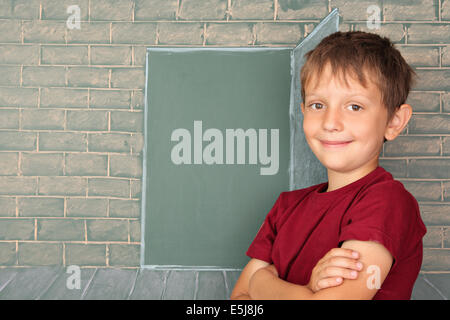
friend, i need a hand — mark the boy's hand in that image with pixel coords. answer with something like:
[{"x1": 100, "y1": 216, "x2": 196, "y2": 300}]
[{"x1": 307, "y1": 248, "x2": 363, "y2": 293}]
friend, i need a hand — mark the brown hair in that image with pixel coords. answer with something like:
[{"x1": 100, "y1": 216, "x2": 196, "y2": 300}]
[{"x1": 300, "y1": 31, "x2": 417, "y2": 143}]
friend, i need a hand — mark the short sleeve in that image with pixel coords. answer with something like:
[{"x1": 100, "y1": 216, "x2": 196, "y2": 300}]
[
  {"x1": 338, "y1": 181, "x2": 425, "y2": 265},
  {"x1": 246, "y1": 192, "x2": 284, "y2": 264}
]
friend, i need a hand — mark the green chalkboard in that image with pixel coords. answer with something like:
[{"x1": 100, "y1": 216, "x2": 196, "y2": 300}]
[
  {"x1": 142, "y1": 48, "x2": 291, "y2": 268},
  {"x1": 142, "y1": 9, "x2": 340, "y2": 269}
]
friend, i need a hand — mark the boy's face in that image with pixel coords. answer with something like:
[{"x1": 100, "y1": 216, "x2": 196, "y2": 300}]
[{"x1": 300, "y1": 62, "x2": 387, "y2": 173}]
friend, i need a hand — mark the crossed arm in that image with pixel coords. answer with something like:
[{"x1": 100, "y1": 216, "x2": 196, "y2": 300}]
[{"x1": 230, "y1": 240, "x2": 393, "y2": 300}]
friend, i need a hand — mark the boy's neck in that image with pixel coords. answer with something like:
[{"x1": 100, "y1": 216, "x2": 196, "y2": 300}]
[{"x1": 325, "y1": 159, "x2": 379, "y2": 192}]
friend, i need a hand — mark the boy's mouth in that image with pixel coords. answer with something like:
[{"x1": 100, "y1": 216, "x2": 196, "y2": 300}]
[{"x1": 320, "y1": 140, "x2": 353, "y2": 148}]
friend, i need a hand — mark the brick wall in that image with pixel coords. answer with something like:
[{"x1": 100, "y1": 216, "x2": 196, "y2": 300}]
[{"x1": 0, "y1": 0, "x2": 448, "y2": 273}]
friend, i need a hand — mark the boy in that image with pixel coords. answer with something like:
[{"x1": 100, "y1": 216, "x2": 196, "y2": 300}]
[{"x1": 230, "y1": 31, "x2": 427, "y2": 300}]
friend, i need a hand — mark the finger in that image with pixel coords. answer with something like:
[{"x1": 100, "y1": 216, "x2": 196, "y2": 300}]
[
  {"x1": 319, "y1": 266, "x2": 359, "y2": 280},
  {"x1": 325, "y1": 256, "x2": 363, "y2": 271},
  {"x1": 317, "y1": 277, "x2": 344, "y2": 290},
  {"x1": 328, "y1": 247, "x2": 360, "y2": 259}
]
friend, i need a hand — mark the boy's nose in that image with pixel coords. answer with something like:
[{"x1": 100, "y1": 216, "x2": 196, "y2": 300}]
[{"x1": 321, "y1": 107, "x2": 344, "y2": 132}]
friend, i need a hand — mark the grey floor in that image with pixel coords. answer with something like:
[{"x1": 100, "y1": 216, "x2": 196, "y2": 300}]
[{"x1": 0, "y1": 267, "x2": 448, "y2": 300}]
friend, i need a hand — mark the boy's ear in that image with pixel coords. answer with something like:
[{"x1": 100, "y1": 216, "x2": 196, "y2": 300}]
[{"x1": 384, "y1": 104, "x2": 412, "y2": 142}]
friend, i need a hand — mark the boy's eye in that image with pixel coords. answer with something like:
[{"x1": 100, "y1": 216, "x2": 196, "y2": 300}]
[
  {"x1": 348, "y1": 104, "x2": 363, "y2": 111},
  {"x1": 309, "y1": 103, "x2": 323, "y2": 110}
]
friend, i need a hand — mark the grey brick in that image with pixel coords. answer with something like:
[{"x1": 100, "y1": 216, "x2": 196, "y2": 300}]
[
  {"x1": 41, "y1": 45, "x2": 89, "y2": 65},
  {"x1": 401, "y1": 180, "x2": 442, "y2": 202},
  {"x1": 0, "y1": 152, "x2": 18, "y2": 176},
  {"x1": 66, "y1": 110, "x2": 108, "y2": 131},
  {"x1": 41, "y1": 0, "x2": 89, "y2": 20},
  {"x1": 408, "y1": 24, "x2": 450, "y2": 44},
  {"x1": 22, "y1": 66, "x2": 66, "y2": 87},
  {"x1": 65, "y1": 153, "x2": 108, "y2": 176},
  {"x1": 397, "y1": 46, "x2": 439, "y2": 67},
  {"x1": 37, "y1": 219, "x2": 84, "y2": 241},
  {"x1": 422, "y1": 249, "x2": 450, "y2": 271},
  {"x1": 443, "y1": 46, "x2": 450, "y2": 67},
  {"x1": 0, "y1": 0, "x2": 40, "y2": 19},
  {"x1": 110, "y1": 68, "x2": 145, "y2": 89},
  {"x1": 66, "y1": 22, "x2": 110, "y2": 44},
  {"x1": 0, "y1": 218, "x2": 34, "y2": 240},
  {"x1": 444, "y1": 181, "x2": 450, "y2": 201},
  {"x1": 406, "y1": 91, "x2": 440, "y2": 113},
  {"x1": 423, "y1": 227, "x2": 443, "y2": 248},
  {"x1": 18, "y1": 242, "x2": 62, "y2": 266},
  {"x1": 254, "y1": 23, "x2": 302, "y2": 45},
  {"x1": 196, "y1": 271, "x2": 227, "y2": 300},
  {"x1": 110, "y1": 154, "x2": 142, "y2": 178},
  {"x1": 330, "y1": 0, "x2": 382, "y2": 21},
  {"x1": 90, "y1": 46, "x2": 132, "y2": 65},
  {"x1": 131, "y1": 90, "x2": 144, "y2": 110},
  {"x1": 22, "y1": 109, "x2": 65, "y2": 130},
  {"x1": 0, "y1": 196, "x2": 16, "y2": 217},
  {"x1": 444, "y1": 92, "x2": 450, "y2": 113},
  {"x1": 39, "y1": 132, "x2": 87, "y2": 152},
  {"x1": 109, "y1": 199, "x2": 140, "y2": 218},
  {"x1": 0, "y1": 177, "x2": 37, "y2": 195},
  {"x1": 158, "y1": 22, "x2": 204, "y2": 45},
  {"x1": 111, "y1": 23, "x2": 157, "y2": 44},
  {"x1": 109, "y1": 244, "x2": 139, "y2": 267},
  {"x1": 88, "y1": 178, "x2": 130, "y2": 198},
  {"x1": 444, "y1": 136, "x2": 450, "y2": 155},
  {"x1": 129, "y1": 220, "x2": 140, "y2": 242},
  {"x1": 0, "y1": 66, "x2": 20, "y2": 86},
  {"x1": 110, "y1": 110, "x2": 143, "y2": 132},
  {"x1": 67, "y1": 67, "x2": 109, "y2": 88},
  {"x1": 88, "y1": 132, "x2": 132, "y2": 153},
  {"x1": 0, "y1": 109, "x2": 19, "y2": 129},
  {"x1": 67, "y1": 198, "x2": 107, "y2": 217},
  {"x1": 352, "y1": 23, "x2": 405, "y2": 43},
  {"x1": 443, "y1": 0, "x2": 450, "y2": 20},
  {"x1": 130, "y1": 179, "x2": 141, "y2": 199},
  {"x1": 206, "y1": 23, "x2": 253, "y2": 45},
  {"x1": 179, "y1": 0, "x2": 227, "y2": 20},
  {"x1": 0, "y1": 242, "x2": 16, "y2": 265},
  {"x1": 89, "y1": 89, "x2": 131, "y2": 109},
  {"x1": 414, "y1": 70, "x2": 450, "y2": 91},
  {"x1": 0, "y1": 44, "x2": 39, "y2": 65},
  {"x1": 277, "y1": 0, "x2": 328, "y2": 20},
  {"x1": 384, "y1": 136, "x2": 440, "y2": 157},
  {"x1": 23, "y1": 20, "x2": 66, "y2": 44},
  {"x1": 0, "y1": 131, "x2": 36, "y2": 151},
  {"x1": 65, "y1": 243, "x2": 106, "y2": 266},
  {"x1": 130, "y1": 133, "x2": 144, "y2": 155},
  {"x1": 40, "y1": 88, "x2": 88, "y2": 109},
  {"x1": 230, "y1": 0, "x2": 273, "y2": 20},
  {"x1": 38, "y1": 176, "x2": 87, "y2": 196},
  {"x1": 135, "y1": 0, "x2": 178, "y2": 20},
  {"x1": 21, "y1": 153, "x2": 64, "y2": 176},
  {"x1": 408, "y1": 159, "x2": 450, "y2": 179},
  {"x1": 379, "y1": 159, "x2": 407, "y2": 177},
  {"x1": 18, "y1": 197, "x2": 64, "y2": 217},
  {"x1": 444, "y1": 228, "x2": 450, "y2": 248},
  {"x1": 0, "y1": 20, "x2": 22, "y2": 43},
  {"x1": 419, "y1": 203, "x2": 450, "y2": 225},
  {"x1": 0, "y1": 87, "x2": 39, "y2": 108},
  {"x1": 87, "y1": 219, "x2": 128, "y2": 241},
  {"x1": 90, "y1": 0, "x2": 133, "y2": 21},
  {"x1": 408, "y1": 114, "x2": 450, "y2": 134},
  {"x1": 132, "y1": 46, "x2": 146, "y2": 66},
  {"x1": 383, "y1": 0, "x2": 437, "y2": 21}
]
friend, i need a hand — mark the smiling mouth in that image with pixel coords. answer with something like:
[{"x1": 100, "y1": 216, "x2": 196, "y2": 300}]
[{"x1": 320, "y1": 140, "x2": 353, "y2": 148}]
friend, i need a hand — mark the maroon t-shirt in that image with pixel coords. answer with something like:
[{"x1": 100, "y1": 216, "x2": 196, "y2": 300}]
[{"x1": 246, "y1": 166, "x2": 427, "y2": 300}]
